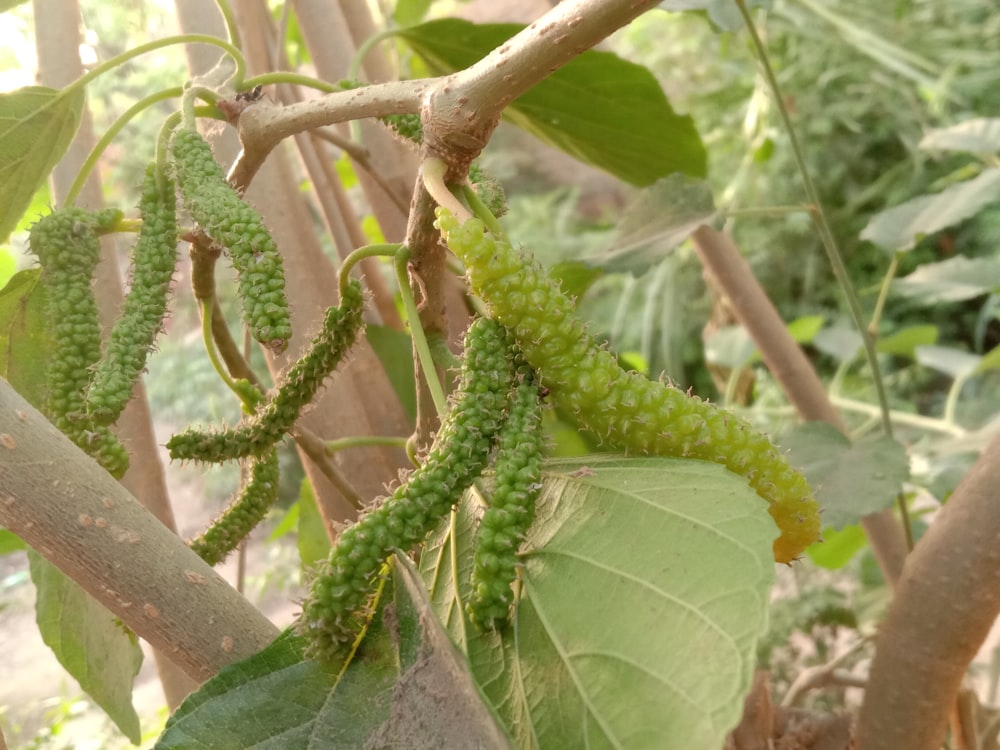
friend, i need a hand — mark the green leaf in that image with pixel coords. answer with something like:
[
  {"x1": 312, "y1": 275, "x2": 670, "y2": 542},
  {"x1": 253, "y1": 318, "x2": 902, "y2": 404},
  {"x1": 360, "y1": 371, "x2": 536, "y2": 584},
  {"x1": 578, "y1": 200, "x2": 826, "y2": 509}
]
[
  {"x1": 658, "y1": 0, "x2": 773, "y2": 32},
  {"x1": 893, "y1": 255, "x2": 1000, "y2": 303},
  {"x1": 0, "y1": 0, "x2": 30, "y2": 13},
  {"x1": 976, "y1": 344, "x2": 1000, "y2": 374},
  {"x1": 807, "y1": 524, "x2": 867, "y2": 569},
  {"x1": 422, "y1": 455, "x2": 775, "y2": 749},
  {"x1": 813, "y1": 325, "x2": 863, "y2": 362},
  {"x1": 0, "y1": 529, "x2": 26, "y2": 555},
  {"x1": 704, "y1": 324, "x2": 755, "y2": 369},
  {"x1": 297, "y1": 478, "x2": 331, "y2": 571},
  {"x1": 919, "y1": 118, "x2": 1000, "y2": 153},
  {"x1": 915, "y1": 344, "x2": 981, "y2": 379},
  {"x1": 0, "y1": 269, "x2": 52, "y2": 410},
  {"x1": 28, "y1": 551, "x2": 142, "y2": 743},
  {"x1": 393, "y1": 0, "x2": 432, "y2": 27},
  {"x1": 781, "y1": 423, "x2": 909, "y2": 530},
  {"x1": 787, "y1": 315, "x2": 825, "y2": 344},
  {"x1": 549, "y1": 260, "x2": 604, "y2": 303},
  {"x1": 876, "y1": 324, "x2": 938, "y2": 357},
  {"x1": 860, "y1": 168, "x2": 1000, "y2": 252},
  {"x1": 0, "y1": 247, "x2": 16, "y2": 287},
  {"x1": 365, "y1": 324, "x2": 417, "y2": 421},
  {"x1": 0, "y1": 86, "x2": 84, "y2": 244},
  {"x1": 156, "y1": 556, "x2": 512, "y2": 749},
  {"x1": 595, "y1": 174, "x2": 716, "y2": 272},
  {"x1": 398, "y1": 20, "x2": 706, "y2": 186}
]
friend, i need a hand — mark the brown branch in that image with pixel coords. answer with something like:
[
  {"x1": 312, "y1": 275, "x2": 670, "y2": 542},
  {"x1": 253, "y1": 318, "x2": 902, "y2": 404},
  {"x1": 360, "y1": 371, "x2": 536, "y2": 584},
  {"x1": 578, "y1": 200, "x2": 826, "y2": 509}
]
[
  {"x1": 855, "y1": 431, "x2": 1000, "y2": 750},
  {"x1": 0, "y1": 380, "x2": 280, "y2": 683}
]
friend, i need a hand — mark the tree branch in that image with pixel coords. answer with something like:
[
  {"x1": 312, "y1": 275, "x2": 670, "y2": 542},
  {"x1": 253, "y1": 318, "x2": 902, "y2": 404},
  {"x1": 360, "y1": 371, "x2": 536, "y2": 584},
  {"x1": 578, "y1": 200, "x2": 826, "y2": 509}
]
[
  {"x1": 856, "y1": 431, "x2": 1000, "y2": 750},
  {"x1": 0, "y1": 379, "x2": 280, "y2": 683}
]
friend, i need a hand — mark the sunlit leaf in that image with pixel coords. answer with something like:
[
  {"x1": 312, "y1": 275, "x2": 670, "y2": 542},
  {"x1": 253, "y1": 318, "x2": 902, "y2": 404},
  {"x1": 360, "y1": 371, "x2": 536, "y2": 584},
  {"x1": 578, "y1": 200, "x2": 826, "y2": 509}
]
[
  {"x1": 807, "y1": 524, "x2": 867, "y2": 570},
  {"x1": 422, "y1": 455, "x2": 775, "y2": 749},
  {"x1": 398, "y1": 20, "x2": 706, "y2": 186},
  {"x1": 0, "y1": 86, "x2": 84, "y2": 243}
]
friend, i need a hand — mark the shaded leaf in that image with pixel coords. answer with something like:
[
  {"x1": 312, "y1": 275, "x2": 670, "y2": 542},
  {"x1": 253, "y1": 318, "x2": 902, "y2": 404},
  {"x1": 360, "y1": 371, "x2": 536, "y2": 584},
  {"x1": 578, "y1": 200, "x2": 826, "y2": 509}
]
[
  {"x1": 156, "y1": 556, "x2": 511, "y2": 749},
  {"x1": 0, "y1": 86, "x2": 84, "y2": 243},
  {"x1": 593, "y1": 174, "x2": 716, "y2": 272},
  {"x1": 366, "y1": 324, "x2": 417, "y2": 422},
  {"x1": 0, "y1": 529, "x2": 26, "y2": 555},
  {"x1": 782, "y1": 423, "x2": 909, "y2": 530},
  {"x1": 422, "y1": 455, "x2": 776, "y2": 749},
  {"x1": 29, "y1": 552, "x2": 142, "y2": 743},
  {"x1": 915, "y1": 345, "x2": 981, "y2": 379},
  {"x1": 893, "y1": 255, "x2": 1000, "y2": 303},
  {"x1": 398, "y1": 20, "x2": 706, "y2": 186},
  {"x1": 0, "y1": 269, "x2": 51, "y2": 410},
  {"x1": 876, "y1": 324, "x2": 938, "y2": 357},
  {"x1": 704, "y1": 324, "x2": 755, "y2": 369},
  {"x1": 813, "y1": 326, "x2": 863, "y2": 362},
  {"x1": 297, "y1": 478, "x2": 331, "y2": 571},
  {"x1": 919, "y1": 118, "x2": 1000, "y2": 153},
  {"x1": 860, "y1": 168, "x2": 1000, "y2": 251},
  {"x1": 976, "y1": 344, "x2": 1000, "y2": 374},
  {"x1": 658, "y1": 0, "x2": 772, "y2": 32}
]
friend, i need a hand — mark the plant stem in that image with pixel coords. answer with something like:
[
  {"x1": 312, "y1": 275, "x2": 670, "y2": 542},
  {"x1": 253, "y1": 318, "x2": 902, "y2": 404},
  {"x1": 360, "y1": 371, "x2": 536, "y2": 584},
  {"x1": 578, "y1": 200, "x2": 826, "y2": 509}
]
[
  {"x1": 395, "y1": 247, "x2": 448, "y2": 418},
  {"x1": 736, "y1": 0, "x2": 913, "y2": 549},
  {"x1": 325, "y1": 436, "x2": 409, "y2": 454}
]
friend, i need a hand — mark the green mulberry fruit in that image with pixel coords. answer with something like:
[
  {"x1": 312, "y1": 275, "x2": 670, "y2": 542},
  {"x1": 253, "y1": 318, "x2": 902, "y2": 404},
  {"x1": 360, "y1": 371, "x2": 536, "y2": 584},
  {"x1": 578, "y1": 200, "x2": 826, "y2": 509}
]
[
  {"x1": 29, "y1": 207, "x2": 130, "y2": 478},
  {"x1": 189, "y1": 449, "x2": 280, "y2": 566},
  {"x1": 166, "y1": 280, "x2": 365, "y2": 463},
  {"x1": 169, "y1": 128, "x2": 292, "y2": 353},
  {"x1": 299, "y1": 317, "x2": 515, "y2": 661},
  {"x1": 467, "y1": 373, "x2": 543, "y2": 631},
  {"x1": 87, "y1": 163, "x2": 178, "y2": 425},
  {"x1": 435, "y1": 209, "x2": 821, "y2": 564}
]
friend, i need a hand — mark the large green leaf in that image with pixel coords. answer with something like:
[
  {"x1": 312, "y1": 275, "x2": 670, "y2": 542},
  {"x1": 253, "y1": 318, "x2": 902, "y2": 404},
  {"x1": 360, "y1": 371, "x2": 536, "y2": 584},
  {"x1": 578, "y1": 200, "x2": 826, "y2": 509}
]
[
  {"x1": 0, "y1": 269, "x2": 52, "y2": 410},
  {"x1": 781, "y1": 423, "x2": 909, "y2": 530},
  {"x1": 0, "y1": 86, "x2": 84, "y2": 243},
  {"x1": 397, "y1": 20, "x2": 706, "y2": 186},
  {"x1": 422, "y1": 455, "x2": 775, "y2": 749},
  {"x1": 28, "y1": 552, "x2": 142, "y2": 744},
  {"x1": 860, "y1": 168, "x2": 1000, "y2": 251},
  {"x1": 156, "y1": 556, "x2": 511, "y2": 749}
]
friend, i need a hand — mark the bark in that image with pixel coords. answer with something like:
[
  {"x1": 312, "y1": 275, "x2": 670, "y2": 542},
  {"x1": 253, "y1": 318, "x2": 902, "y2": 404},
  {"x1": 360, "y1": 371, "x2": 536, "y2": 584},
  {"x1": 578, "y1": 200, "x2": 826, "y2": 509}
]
[
  {"x1": 856, "y1": 431, "x2": 1000, "y2": 750},
  {"x1": 0, "y1": 380, "x2": 280, "y2": 683},
  {"x1": 33, "y1": 0, "x2": 197, "y2": 706},
  {"x1": 691, "y1": 226, "x2": 908, "y2": 586}
]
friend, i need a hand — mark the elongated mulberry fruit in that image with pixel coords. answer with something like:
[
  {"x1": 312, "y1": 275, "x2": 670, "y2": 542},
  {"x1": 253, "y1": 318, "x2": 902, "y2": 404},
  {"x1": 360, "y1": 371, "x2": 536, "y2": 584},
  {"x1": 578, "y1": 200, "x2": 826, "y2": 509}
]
[
  {"x1": 299, "y1": 318, "x2": 515, "y2": 661},
  {"x1": 189, "y1": 449, "x2": 280, "y2": 566},
  {"x1": 166, "y1": 280, "x2": 365, "y2": 463},
  {"x1": 29, "y1": 207, "x2": 130, "y2": 478},
  {"x1": 468, "y1": 373, "x2": 543, "y2": 631},
  {"x1": 435, "y1": 209, "x2": 821, "y2": 563},
  {"x1": 87, "y1": 164, "x2": 178, "y2": 425},
  {"x1": 170, "y1": 128, "x2": 292, "y2": 352}
]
